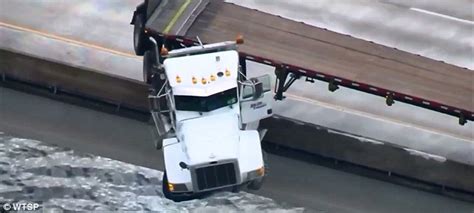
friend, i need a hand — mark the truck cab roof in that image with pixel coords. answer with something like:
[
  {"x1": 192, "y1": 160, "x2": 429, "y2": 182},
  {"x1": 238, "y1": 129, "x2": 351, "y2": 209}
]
[{"x1": 163, "y1": 49, "x2": 239, "y2": 97}]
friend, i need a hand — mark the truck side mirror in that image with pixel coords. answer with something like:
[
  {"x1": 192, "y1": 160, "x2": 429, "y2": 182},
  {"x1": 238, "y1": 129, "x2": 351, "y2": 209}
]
[
  {"x1": 252, "y1": 79, "x2": 263, "y2": 100},
  {"x1": 148, "y1": 95, "x2": 167, "y2": 136},
  {"x1": 239, "y1": 78, "x2": 264, "y2": 102}
]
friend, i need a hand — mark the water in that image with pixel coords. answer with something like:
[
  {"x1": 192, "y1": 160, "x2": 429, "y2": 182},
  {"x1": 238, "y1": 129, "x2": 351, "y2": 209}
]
[{"x1": 0, "y1": 133, "x2": 304, "y2": 212}]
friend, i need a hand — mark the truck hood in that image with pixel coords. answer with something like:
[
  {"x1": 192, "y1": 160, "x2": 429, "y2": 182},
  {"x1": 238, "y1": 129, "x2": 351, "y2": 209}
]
[{"x1": 178, "y1": 113, "x2": 240, "y2": 165}]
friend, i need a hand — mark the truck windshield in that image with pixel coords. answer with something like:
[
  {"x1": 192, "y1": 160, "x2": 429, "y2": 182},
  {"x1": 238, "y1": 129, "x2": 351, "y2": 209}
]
[{"x1": 175, "y1": 88, "x2": 238, "y2": 112}]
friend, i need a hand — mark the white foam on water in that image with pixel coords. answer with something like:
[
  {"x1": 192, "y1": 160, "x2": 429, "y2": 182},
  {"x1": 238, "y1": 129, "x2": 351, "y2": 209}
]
[{"x1": 0, "y1": 135, "x2": 304, "y2": 212}]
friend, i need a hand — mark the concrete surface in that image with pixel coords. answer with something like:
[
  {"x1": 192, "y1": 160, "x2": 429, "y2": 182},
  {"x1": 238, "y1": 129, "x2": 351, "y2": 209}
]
[
  {"x1": 0, "y1": 0, "x2": 140, "y2": 54},
  {"x1": 261, "y1": 117, "x2": 474, "y2": 192},
  {"x1": 1, "y1": 16, "x2": 473, "y2": 167},
  {"x1": 1, "y1": 87, "x2": 473, "y2": 213},
  {"x1": 0, "y1": 49, "x2": 148, "y2": 110}
]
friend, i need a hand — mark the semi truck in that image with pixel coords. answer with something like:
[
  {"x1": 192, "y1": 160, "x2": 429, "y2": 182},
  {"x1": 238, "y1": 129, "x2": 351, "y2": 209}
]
[{"x1": 131, "y1": 0, "x2": 273, "y2": 201}]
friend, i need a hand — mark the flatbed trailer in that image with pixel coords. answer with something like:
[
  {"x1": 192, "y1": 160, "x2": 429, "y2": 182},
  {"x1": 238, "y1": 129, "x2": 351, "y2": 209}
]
[{"x1": 133, "y1": 0, "x2": 473, "y2": 125}]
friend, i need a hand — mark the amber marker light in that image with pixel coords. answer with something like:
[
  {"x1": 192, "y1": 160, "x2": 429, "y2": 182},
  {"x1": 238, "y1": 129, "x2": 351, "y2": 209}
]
[
  {"x1": 176, "y1": 75, "x2": 181, "y2": 83},
  {"x1": 202, "y1": 78, "x2": 207, "y2": 85},
  {"x1": 210, "y1": 74, "x2": 216, "y2": 81},
  {"x1": 225, "y1": 69, "x2": 231, "y2": 77},
  {"x1": 256, "y1": 167, "x2": 265, "y2": 176},
  {"x1": 192, "y1": 76, "x2": 197, "y2": 84},
  {"x1": 236, "y1": 34, "x2": 244, "y2": 44},
  {"x1": 168, "y1": 183, "x2": 175, "y2": 192}
]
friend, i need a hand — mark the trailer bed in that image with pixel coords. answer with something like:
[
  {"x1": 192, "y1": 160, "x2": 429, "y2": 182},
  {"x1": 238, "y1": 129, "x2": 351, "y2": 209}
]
[{"x1": 146, "y1": 0, "x2": 474, "y2": 120}]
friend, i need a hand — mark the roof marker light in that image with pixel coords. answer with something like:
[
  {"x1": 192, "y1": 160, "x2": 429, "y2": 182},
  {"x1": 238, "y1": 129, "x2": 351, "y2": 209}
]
[
  {"x1": 202, "y1": 78, "x2": 207, "y2": 85},
  {"x1": 176, "y1": 75, "x2": 181, "y2": 83},
  {"x1": 225, "y1": 69, "x2": 231, "y2": 77},
  {"x1": 192, "y1": 76, "x2": 197, "y2": 84},
  {"x1": 210, "y1": 74, "x2": 216, "y2": 81},
  {"x1": 236, "y1": 34, "x2": 244, "y2": 44}
]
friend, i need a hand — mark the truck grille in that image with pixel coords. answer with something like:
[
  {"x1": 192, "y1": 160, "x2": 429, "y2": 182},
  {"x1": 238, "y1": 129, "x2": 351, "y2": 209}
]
[{"x1": 194, "y1": 162, "x2": 237, "y2": 191}]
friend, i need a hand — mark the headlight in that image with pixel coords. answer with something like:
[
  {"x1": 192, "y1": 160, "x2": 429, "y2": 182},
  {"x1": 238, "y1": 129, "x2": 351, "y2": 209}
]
[{"x1": 168, "y1": 183, "x2": 188, "y2": 192}]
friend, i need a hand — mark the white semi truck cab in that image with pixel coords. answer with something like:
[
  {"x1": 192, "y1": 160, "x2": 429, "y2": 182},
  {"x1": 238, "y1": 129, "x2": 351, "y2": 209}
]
[{"x1": 146, "y1": 38, "x2": 273, "y2": 201}]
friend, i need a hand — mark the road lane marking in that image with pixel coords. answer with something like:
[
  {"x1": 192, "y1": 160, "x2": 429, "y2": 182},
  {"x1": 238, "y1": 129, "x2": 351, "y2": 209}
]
[
  {"x1": 176, "y1": 0, "x2": 202, "y2": 35},
  {"x1": 163, "y1": 0, "x2": 192, "y2": 33},
  {"x1": 410, "y1": 8, "x2": 473, "y2": 25},
  {"x1": 0, "y1": 21, "x2": 140, "y2": 59}
]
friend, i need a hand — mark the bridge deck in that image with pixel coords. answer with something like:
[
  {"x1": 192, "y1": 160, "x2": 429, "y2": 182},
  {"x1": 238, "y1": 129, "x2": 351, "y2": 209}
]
[{"x1": 148, "y1": 1, "x2": 473, "y2": 119}]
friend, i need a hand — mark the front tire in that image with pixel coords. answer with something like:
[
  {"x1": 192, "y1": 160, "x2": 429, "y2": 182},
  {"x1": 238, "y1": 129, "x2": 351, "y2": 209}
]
[
  {"x1": 162, "y1": 171, "x2": 188, "y2": 202},
  {"x1": 133, "y1": 13, "x2": 147, "y2": 56},
  {"x1": 247, "y1": 177, "x2": 264, "y2": 190},
  {"x1": 231, "y1": 185, "x2": 241, "y2": 193}
]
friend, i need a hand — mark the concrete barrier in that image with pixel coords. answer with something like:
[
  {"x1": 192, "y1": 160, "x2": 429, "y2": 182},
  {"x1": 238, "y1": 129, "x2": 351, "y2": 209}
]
[
  {"x1": 261, "y1": 116, "x2": 474, "y2": 194},
  {"x1": 1, "y1": 48, "x2": 473, "y2": 200},
  {"x1": 1, "y1": 49, "x2": 149, "y2": 112}
]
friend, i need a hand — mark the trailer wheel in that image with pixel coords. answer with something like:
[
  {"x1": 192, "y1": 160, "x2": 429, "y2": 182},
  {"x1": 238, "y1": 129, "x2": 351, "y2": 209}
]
[
  {"x1": 143, "y1": 50, "x2": 155, "y2": 84},
  {"x1": 162, "y1": 171, "x2": 189, "y2": 202},
  {"x1": 133, "y1": 13, "x2": 147, "y2": 56}
]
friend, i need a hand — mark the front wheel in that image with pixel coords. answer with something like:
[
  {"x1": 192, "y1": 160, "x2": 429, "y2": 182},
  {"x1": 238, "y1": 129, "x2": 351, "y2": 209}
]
[
  {"x1": 247, "y1": 177, "x2": 264, "y2": 190},
  {"x1": 231, "y1": 184, "x2": 242, "y2": 193},
  {"x1": 162, "y1": 171, "x2": 189, "y2": 202}
]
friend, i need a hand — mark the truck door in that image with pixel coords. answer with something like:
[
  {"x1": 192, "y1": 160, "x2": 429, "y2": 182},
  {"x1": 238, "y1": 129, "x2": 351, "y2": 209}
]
[{"x1": 240, "y1": 74, "x2": 273, "y2": 124}]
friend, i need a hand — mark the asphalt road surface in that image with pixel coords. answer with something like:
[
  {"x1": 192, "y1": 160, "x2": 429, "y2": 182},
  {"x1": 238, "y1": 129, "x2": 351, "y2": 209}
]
[
  {"x1": 227, "y1": 0, "x2": 474, "y2": 70},
  {"x1": 1, "y1": 87, "x2": 473, "y2": 213}
]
